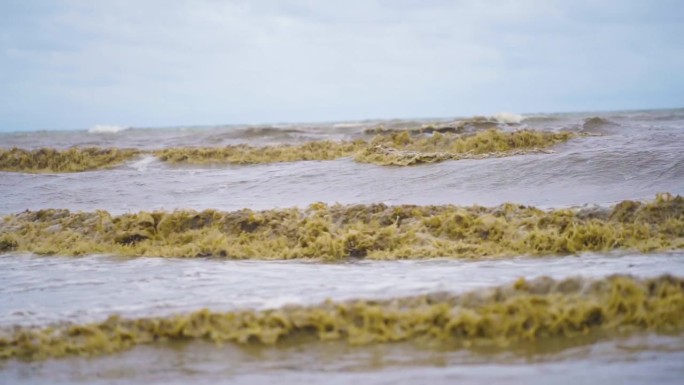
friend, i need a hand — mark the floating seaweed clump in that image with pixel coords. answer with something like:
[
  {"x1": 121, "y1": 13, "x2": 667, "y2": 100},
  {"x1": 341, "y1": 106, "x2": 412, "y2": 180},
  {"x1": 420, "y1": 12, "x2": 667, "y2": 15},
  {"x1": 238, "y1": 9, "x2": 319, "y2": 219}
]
[
  {"x1": 0, "y1": 147, "x2": 141, "y2": 173},
  {"x1": 154, "y1": 129, "x2": 575, "y2": 166},
  {"x1": 1, "y1": 274, "x2": 682, "y2": 360},
  {"x1": 355, "y1": 129, "x2": 575, "y2": 166},
  {"x1": 153, "y1": 140, "x2": 368, "y2": 164},
  {"x1": 1, "y1": 129, "x2": 577, "y2": 172},
  {"x1": 363, "y1": 115, "x2": 510, "y2": 136},
  {"x1": 0, "y1": 194, "x2": 681, "y2": 259}
]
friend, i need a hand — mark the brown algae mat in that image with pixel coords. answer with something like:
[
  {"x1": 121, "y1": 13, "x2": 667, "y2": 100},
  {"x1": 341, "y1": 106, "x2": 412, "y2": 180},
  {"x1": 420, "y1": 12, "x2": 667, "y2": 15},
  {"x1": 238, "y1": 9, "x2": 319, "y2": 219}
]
[
  {"x1": 0, "y1": 194, "x2": 681, "y2": 259},
  {"x1": 0, "y1": 147, "x2": 141, "y2": 173},
  {"x1": 156, "y1": 129, "x2": 575, "y2": 166},
  {"x1": 0, "y1": 129, "x2": 576, "y2": 172},
  {"x1": 354, "y1": 129, "x2": 574, "y2": 166},
  {"x1": 154, "y1": 138, "x2": 367, "y2": 164},
  {"x1": 1, "y1": 274, "x2": 682, "y2": 360}
]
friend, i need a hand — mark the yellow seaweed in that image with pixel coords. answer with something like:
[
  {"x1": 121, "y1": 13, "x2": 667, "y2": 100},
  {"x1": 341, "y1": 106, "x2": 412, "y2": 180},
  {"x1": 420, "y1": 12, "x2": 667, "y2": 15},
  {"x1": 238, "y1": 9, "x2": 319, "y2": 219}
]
[
  {"x1": 0, "y1": 147, "x2": 140, "y2": 173},
  {"x1": 355, "y1": 129, "x2": 574, "y2": 166},
  {"x1": 0, "y1": 194, "x2": 681, "y2": 259},
  {"x1": 155, "y1": 129, "x2": 575, "y2": 166},
  {"x1": 0, "y1": 129, "x2": 577, "y2": 172},
  {"x1": 153, "y1": 140, "x2": 368, "y2": 165},
  {"x1": 1, "y1": 274, "x2": 682, "y2": 360}
]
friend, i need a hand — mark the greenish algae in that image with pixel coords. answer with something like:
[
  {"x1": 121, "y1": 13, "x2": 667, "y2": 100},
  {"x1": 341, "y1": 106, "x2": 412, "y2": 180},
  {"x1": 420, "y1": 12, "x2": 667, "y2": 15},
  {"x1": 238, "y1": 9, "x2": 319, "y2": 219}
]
[
  {"x1": 1, "y1": 275, "x2": 682, "y2": 360},
  {"x1": 155, "y1": 129, "x2": 575, "y2": 167},
  {"x1": 355, "y1": 129, "x2": 575, "y2": 166},
  {"x1": 0, "y1": 129, "x2": 576, "y2": 172},
  {"x1": 0, "y1": 194, "x2": 681, "y2": 259},
  {"x1": 0, "y1": 147, "x2": 141, "y2": 173},
  {"x1": 363, "y1": 116, "x2": 501, "y2": 136},
  {"x1": 153, "y1": 139, "x2": 368, "y2": 165}
]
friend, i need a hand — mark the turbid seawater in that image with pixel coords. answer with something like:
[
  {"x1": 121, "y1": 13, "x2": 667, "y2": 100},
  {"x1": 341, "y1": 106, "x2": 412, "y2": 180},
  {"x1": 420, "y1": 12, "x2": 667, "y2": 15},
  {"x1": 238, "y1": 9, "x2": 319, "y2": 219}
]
[
  {"x1": 1, "y1": 109, "x2": 683, "y2": 384},
  {"x1": 2, "y1": 252, "x2": 683, "y2": 327}
]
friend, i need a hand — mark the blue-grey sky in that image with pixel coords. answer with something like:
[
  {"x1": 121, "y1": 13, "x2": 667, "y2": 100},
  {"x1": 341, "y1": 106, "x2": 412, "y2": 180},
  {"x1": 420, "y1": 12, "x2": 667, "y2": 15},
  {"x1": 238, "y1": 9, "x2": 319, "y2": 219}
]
[{"x1": 1, "y1": 0, "x2": 683, "y2": 131}]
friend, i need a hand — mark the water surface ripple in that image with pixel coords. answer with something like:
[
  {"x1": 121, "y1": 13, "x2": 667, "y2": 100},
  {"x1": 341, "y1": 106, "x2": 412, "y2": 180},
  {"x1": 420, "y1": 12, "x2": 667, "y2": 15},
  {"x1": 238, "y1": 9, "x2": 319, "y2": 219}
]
[
  {"x1": 2, "y1": 109, "x2": 684, "y2": 384},
  {"x1": 1, "y1": 252, "x2": 682, "y2": 327}
]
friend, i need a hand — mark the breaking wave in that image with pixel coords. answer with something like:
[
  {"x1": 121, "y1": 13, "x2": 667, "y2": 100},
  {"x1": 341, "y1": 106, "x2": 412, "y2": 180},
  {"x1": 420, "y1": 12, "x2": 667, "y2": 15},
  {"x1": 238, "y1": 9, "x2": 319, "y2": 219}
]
[
  {"x1": 581, "y1": 117, "x2": 618, "y2": 133},
  {"x1": 0, "y1": 194, "x2": 680, "y2": 259},
  {"x1": 239, "y1": 126, "x2": 306, "y2": 137},
  {"x1": 491, "y1": 112, "x2": 524, "y2": 124},
  {"x1": 523, "y1": 115, "x2": 563, "y2": 123},
  {"x1": 2, "y1": 274, "x2": 682, "y2": 360},
  {"x1": 88, "y1": 125, "x2": 129, "y2": 134}
]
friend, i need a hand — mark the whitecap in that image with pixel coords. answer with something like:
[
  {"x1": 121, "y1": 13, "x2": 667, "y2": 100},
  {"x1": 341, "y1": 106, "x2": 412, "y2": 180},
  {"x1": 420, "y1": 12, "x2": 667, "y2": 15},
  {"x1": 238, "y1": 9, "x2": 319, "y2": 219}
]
[
  {"x1": 332, "y1": 122, "x2": 364, "y2": 128},
  {"x1": 88, "y1": 124, "x2": 129, "y2": 134},
  {"x1": 491, "y1": 112, "x2": 524, "y2": 124},
  {"x1": 129, "y1": 155, "x2": 158, "y2": 172}
]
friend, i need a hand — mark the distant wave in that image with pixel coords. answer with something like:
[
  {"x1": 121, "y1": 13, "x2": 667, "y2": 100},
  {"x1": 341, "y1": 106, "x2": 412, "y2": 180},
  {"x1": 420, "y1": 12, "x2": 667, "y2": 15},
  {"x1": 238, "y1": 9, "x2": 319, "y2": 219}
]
[
  {"x1": 88, "y1": 125, "x2": 129, "y2": 134},
  {"x1": 582, "y1": 117, "x2": 617, "y2": 132},
  {"x1": 523, "y1": 115, "x2": 562, "y2": 123},
  {"x1": 332, "y1": 122, "x2": 364, "y2": 128},
  {"x1": 241, "y1": 126, "x2": 306, "y2": 137},
  {"x1": 491, "y1": 112, "x2": 524, "y2": 124},
  {"x1": 201, "y1": 126, "x2": 308, "y2": 143}
]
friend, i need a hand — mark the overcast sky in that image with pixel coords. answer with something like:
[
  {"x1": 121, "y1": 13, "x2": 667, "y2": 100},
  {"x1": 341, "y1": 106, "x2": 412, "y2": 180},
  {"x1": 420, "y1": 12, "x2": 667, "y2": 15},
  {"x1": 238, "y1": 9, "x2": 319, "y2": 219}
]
[{"x1": 1, "y1": 0, "x2": 682, "y2": 131}]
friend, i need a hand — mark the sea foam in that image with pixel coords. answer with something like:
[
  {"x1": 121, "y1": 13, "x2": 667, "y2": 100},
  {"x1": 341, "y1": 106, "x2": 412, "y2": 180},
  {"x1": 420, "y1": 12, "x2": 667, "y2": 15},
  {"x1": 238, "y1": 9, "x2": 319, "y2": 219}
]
[
  {"x1": 88, "y1": 124, "x2": 129, "y2": 134},
  {"x1": 491, "y1": 112, "x2": 524, "y2": 124}
]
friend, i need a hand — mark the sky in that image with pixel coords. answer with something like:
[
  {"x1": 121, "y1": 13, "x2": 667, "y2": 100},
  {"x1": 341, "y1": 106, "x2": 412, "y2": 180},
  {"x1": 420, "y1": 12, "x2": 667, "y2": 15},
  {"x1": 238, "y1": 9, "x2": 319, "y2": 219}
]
[{"x1": 0, "y1": 0, "x2": 683, "y2": 132}]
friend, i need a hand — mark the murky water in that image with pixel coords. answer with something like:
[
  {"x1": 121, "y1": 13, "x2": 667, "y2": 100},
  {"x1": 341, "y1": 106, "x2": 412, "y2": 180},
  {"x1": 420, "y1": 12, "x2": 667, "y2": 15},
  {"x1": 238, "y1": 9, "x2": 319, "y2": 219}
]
[
  {"x1": 1, "y1": 109, "x2": 684, "y2": 383},
  {"x1": 2, "y1": 252, "x2": 683, "y2": 327},
  {"x1": 4, "y1": 334, "x2": 683, "y2": 385},
  {"x1": 1, "y1": 110, "x2": 683, "y2": 214}
]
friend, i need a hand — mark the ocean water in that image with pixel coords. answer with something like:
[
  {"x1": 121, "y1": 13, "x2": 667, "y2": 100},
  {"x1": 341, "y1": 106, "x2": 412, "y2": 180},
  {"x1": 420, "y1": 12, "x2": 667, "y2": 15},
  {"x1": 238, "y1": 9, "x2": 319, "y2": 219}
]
[{"x1": 1, "y1": 109, "x2": 684, "y2": 384}]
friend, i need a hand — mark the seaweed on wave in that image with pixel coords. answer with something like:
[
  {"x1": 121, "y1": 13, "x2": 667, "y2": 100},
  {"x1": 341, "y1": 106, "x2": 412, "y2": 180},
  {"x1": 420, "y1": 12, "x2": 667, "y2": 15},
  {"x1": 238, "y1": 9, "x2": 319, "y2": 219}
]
[
  {"x1": 0, "y1": 194, "x2": 681, "y2": 260},
  {"x1": 1, "y1": 274, "x2": 682, "y2": 360}
]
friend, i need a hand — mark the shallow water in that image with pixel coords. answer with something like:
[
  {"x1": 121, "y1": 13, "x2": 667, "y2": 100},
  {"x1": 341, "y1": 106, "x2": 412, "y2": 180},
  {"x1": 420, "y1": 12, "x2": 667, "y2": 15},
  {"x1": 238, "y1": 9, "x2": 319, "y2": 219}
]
[
  {"x1": 1, "y1": 138, "x2": 682, "y2": 214},
  {"x1": 2, "y1": 252, "x2": 683, "y2": 327},
  {"x1": 1, "y1": 110, "x2": 683, "y2": 214},
  {"x1": 4, "y1": 333, "x2": 683, "y2": 385},
  {"x1": 1, "y1": 109, "x2": 684, "y2": 383}
]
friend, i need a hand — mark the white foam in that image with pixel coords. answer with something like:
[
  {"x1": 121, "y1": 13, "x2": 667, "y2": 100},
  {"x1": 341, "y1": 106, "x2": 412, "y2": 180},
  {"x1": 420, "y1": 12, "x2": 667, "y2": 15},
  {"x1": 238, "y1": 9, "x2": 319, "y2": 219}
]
[
  {"x1": 491, "y1": 112, "x2": 524, "y2": 124},
  {"x1": 129, "y1": 155, "x2": 158, "y2": 172},
  {"x1": 88, "y1": 124, "x2": 129, "y2": 134},
  {"x1": 332, "y1": 122, "x2": 364, "y2": 128}
]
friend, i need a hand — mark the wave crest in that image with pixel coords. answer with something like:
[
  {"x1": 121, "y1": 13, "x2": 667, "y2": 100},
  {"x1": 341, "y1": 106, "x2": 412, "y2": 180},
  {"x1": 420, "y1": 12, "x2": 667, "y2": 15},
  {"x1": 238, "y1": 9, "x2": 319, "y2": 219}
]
[
  {"x1": 88, "y1": 125, "x2": 129, "y2": 134},
  {"x1": 491, "y1": 112, "x2": 524, "y2": 124},
  {"x1": 2, "y1": 274, "x2": 682, "y2": 360},
  {"x1": 581, "y1": 117, "x2": 618, "y2": 132}
]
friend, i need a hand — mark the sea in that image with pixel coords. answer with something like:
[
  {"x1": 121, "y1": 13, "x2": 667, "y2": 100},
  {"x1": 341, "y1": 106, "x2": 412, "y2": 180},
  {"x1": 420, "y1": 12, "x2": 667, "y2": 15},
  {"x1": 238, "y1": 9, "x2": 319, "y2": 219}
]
[{"x1": 1, "y1": 108, "x2": 683, "y2": 384}]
